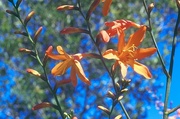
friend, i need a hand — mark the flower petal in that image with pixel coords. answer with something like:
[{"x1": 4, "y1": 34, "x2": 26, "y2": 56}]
[
  {"x1": 125, "y1": 25, "x2": 147, "y2": 48},
  {"x1": 57, "y1": 46, "x2": 71, "y2": 59},
  {"x1": 51, "y1": 59, "x2": 72, "y2": 76},
  {"x1": 102, "y1": 0, "x2": 112, "y2": 16},
  {"x1": 117, "y1": 29, "x2": 125, "y2": 53},
  {"x1": 70, "y1": 65, "x2": 77, "y2": 86},
  {"x1": 128, "y1": 60, "x2": 152, "y2": 79},
  {"x1": 103, "y1": 49, "x2": 119, "y2": 60},
  {"x1": 46, "y1": 46, "x2": 67, "y2": 60},
  {"x1": 117, "y1": 61, "x2": 128, "y2": 78},
  {"x1": 74, "y1": 60, "x2": 91, "y2": 85},
  {"x1": 134, "y1": 48, "x2": 157, "y2": 60},
  {"x1": 97, "y1": 30, "x2": 110, "y2": 43}
]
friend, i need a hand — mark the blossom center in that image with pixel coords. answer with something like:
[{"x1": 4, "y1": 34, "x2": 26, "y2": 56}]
[{"x1": 119, "y1": 44, "x2": 137, "y2": 62}]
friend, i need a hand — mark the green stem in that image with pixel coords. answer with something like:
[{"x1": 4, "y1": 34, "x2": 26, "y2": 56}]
[
  {"x1": 12, "y1": 4, "x2": 65, "y2": 119},
  {"x1": 164, "y1": 8, "x2": 180, "y2": 119},
  {"x1": 142, "y1": 0, "x2": 170, "y2": 78}
]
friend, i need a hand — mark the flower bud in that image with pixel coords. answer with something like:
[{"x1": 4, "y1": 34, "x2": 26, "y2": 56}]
[
  {"x1": 6, "y1": 10, "x2": 18, "y2": 17},
  {"x1": 121, "y1": 88, "x2": 128, "y2": 93},
  {"x1": 176, "y1": 0, "x2": 180, "y2": 9},
  {"x1": 98, "y1": 106, "x2": 110, "y2": 115},
  {"x1": 107, "y1": 91, "x2": 115, "y2": 99},
  {"x1": 26, "y1": 68, "x2": 41, "y2": 77},
  {"x1": 57, "y1": 5, "x2": 79, "y2": 11},
  {"x1": 16, "y1": 0, "x2": 22, "y2": 8},
  {"x1": 14, "y1": 31, "x2": 28, "y2": 36},
  {"x1": 118, "y1": 96, "x2": 123, "y2": 101},
  {"x1": 24, "y1": 11, "x2": 35, "y2": 26},
  {"x1": 19, "y1": 48, "x2": 32, "y2": 53},
  {"x1": 34, "y1": 27, "x2": 43, "y2": 43},
  {"x1": 60, "y1": 27, "x2": 89, "y2": 34},
  {"x1": 86, "y1": 0, "x2": 100, "y2": 20},
  {"x1": 148, "y1": 3, "x2": 154, "y2": 15},
  {"x1": 114, "y1": 115, "x2": 122, "y2": 119},
  {"x1": 32, "y1": 102, "x2": 52, "y2": 110},
  {"x1": 102, "y1": 0, "x2": 112, "y2": 16}
]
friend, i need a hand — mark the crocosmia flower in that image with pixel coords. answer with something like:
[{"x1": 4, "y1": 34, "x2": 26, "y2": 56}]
[
  {"x1": 46, "y1": 46, "x2": 90, "y2": 86},
  {"x1": 103, "y1": 26, "x2": 157, "y2": 79},
  {"x1": 97, "y1": 19, "x2": 141, "y2": 43}
]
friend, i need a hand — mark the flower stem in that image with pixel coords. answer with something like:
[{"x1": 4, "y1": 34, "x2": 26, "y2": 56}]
[
  {"x1": 11, "y1": 4, "x2": 65, "y2": 119},
  {"x1": 164, "y1": 7, "x2": 180, "y2": 119},
  {"x1": 77, "y1": 1, "x2": 130, "y2": 118}
]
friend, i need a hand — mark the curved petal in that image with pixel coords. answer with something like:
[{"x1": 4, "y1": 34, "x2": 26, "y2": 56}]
[
  {"x1": 51, "y1": 59, "x2": 72, "y2": 76},
  {"x1": 134, "y1": 48, "x2": 157, "y2": 60},
  {"x1": 46, "y1": 46, "x2": 67, "y2": 60},
  {"x1": 57, "y1": 46, "x2": 70, "y2": 58},
  {"x1": 97, "y1": 30, "x2": 110, "y2": 43},
  {"x1": 117, "y1": 29, "x2": 125, "y2": 53},
  {"x1": 118, "y1": 61, "x2": 128, "y2": 78},
  {"x1": 103, "y1": 49, "x2": 119, "y2": 60},
  {"x1": 74, "y1": 60, "x2": 91, "y2": 85},
  {"x1": 125, "y1": 26, "x2": 146, "y2": 49},
  {"x1": 128, "y1": 60, "x2": 152, "y2": 79},
  {"x1": 70, "y1": 65, "x2": 77, "y2": 86}
]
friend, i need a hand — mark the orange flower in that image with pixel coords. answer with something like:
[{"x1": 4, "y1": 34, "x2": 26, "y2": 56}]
[
  {"x1": 46, "y1": 46, "x2": 90, "y2": 86},
  {"x1": 97, "y1": 19, "x2": 141, "y2": 43},
  {"x1": 103, "y1": 26, "x2": 157, "y2": 79},
  {"x1": 102, "y1": 0, "x2": 112, "y2": 16}
]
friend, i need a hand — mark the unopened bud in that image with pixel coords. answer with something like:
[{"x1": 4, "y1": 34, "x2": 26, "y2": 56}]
[
  {"x1": 26, "y1": 68, "x2": 41, "y2": 77},
  {"x1": 176, "y1": 0, "x2": 180, "y2": 9},
  {"x1": 16, "y1": 0, "x2": 22, "y2": 8},
  {"x1": 24, "y1": 11, "x2": 35, "y2": 26},
  {"x1": 121, "y1": 88, "x2": 128, "y2": 93},
  {"x1": 6, "y1": 10, "x2": 18, "y2": 17},
  {"x1": 115, "y1": 82, "x2": 120, "y2": 89},
  {"x1": 34, "y1": 27, "x2": 43, "y2": 43},
  {"x1": 32, "y1": 102, "x2": 52, "y2": 110},
  {"x1": 14, "y1": 31, "x2": 28, "y2": 36},
  {"x1": 114, "y1": 115, "x2": 122, "y2": 119},
  {"x1": 98, "y1": 106, "x2": 110, "y2": 115},
  {"x1": 148, "y1": 3, "x2": 154, "y2": 15},
  {"x1": 86, "y1": 0, "x2": 100, "y2": 20},
  {"x1": 118, "y1": 96, "x2": 123, "y2": 101},
  {"x1": 57, "y1": 5, "x2": 79, "y2": 11},
  {"x1": 60, "y1": 27, "x2": 89, "y2": 34},
  {"x1": 107, "y1": 91, "x2": 115, "y2": 99},
  {"x1": 19, "y1": 48, "x2": 32, "y2": 53}
]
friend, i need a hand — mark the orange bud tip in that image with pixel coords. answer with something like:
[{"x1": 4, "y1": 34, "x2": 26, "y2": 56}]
[
  {"x1": 34, "y1": 27, "x2": 43, "y2": 42},
  {"x1": 86, "y1": 0, "x2": 100, "y2": 20},
  {"x1": 102, "y1": 0, "x2": 112, "y2": 16},
  {"x1": 24, "y1": 11, "x2": 35, "y2": 25},
  {"x1": 57, "y1": 5, "x2": 78, "y2": 11},
  {"x1": 19, "y1": 48, "x2": 32, "y2": 53},
  {"x1": 97, "y1": 30, "x2": 110, "y2": 43},
  {"x1": 26, "y1": 68, "x2": 41, "y2": 77}
]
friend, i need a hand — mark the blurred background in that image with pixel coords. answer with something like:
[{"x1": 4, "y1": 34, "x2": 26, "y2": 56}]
[{"x1": 0, "y1": 0, "x2": 180, "y2": 118}]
